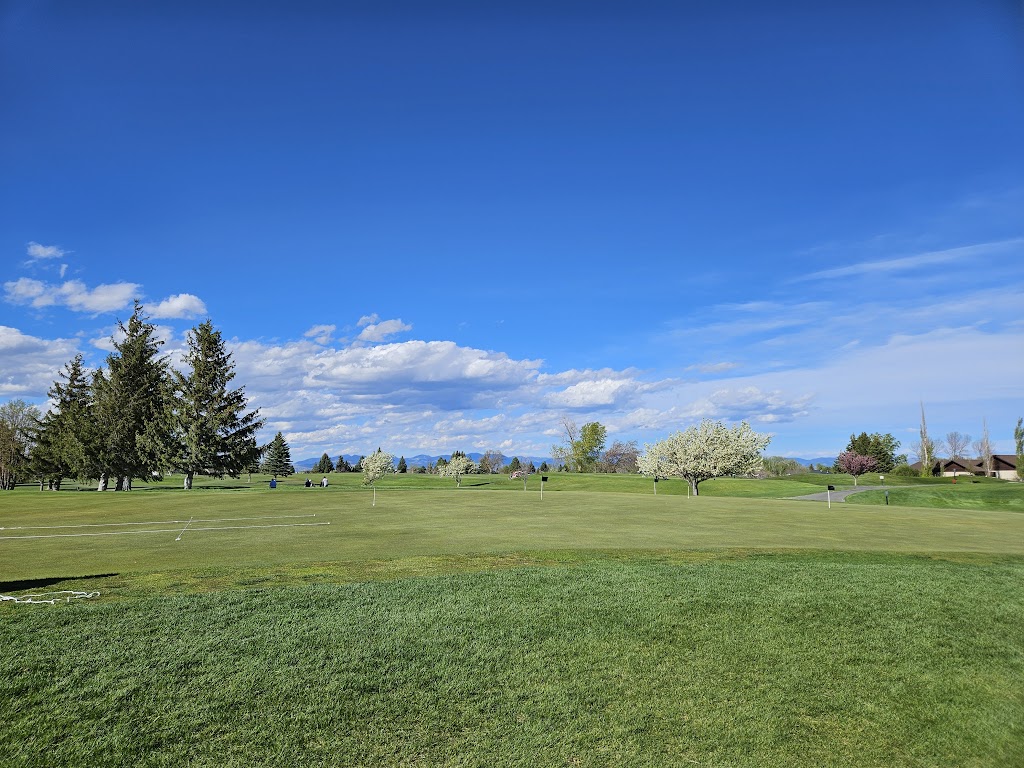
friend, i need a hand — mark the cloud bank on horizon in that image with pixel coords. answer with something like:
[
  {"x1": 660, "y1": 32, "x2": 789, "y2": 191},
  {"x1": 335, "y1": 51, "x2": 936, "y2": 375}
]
[
  {"x1": 3, "y1": 228, "x2": 1022, "y2": 460},
  {"x1": 2, "y1": 3, "x2": 1022, "y2": 460}
]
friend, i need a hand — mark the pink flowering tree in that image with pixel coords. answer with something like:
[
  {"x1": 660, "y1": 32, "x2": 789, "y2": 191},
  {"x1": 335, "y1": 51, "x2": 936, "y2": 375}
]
[{"x1": 835, "y1": 451, "x2": 877, "y2": 486}]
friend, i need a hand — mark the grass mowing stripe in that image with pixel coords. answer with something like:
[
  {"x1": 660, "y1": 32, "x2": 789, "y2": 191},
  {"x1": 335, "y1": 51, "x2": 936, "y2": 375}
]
[
  {"x1": 0, "y1": 513, "x2": 320, "y2": 530},
  {"x1": 0, "y1": 522, "x2": 331, "y2": 540},
  {"x1": 1, "y1": 553, "x2": 1021, "y2": 767}
]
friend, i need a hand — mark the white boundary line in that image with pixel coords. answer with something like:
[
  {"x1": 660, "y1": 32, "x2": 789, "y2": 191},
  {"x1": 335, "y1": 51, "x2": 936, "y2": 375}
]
[
  {"x1": 0, "y1": 522, "x2": 330, "y2": 540},
  {"x1": 0, "y1": 513, "x2": 319, "y2": 531}
]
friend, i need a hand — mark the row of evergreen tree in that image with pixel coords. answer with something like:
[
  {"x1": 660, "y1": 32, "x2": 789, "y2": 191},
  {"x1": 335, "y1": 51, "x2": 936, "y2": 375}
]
[{"x1": 29, "y1": 301, "x2": 264, "y2": 490}]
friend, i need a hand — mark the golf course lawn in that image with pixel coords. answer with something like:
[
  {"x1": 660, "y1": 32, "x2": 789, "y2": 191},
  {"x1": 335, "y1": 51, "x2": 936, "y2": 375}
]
[{"x1": 1, "y1": 477, "x2": 1022, "y2": 766}]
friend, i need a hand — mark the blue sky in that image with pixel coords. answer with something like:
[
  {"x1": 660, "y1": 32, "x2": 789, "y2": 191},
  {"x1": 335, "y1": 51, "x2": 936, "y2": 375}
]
[{"x1": 2, "y1": 1, "x2": 1022, "y2": 461}]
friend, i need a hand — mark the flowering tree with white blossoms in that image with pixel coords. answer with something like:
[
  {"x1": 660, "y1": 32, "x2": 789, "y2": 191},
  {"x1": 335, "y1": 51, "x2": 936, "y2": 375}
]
[
  {"x1": 639, "y1": 419, "x2": 771, "y2": 496},
  {"x1": 361, "y1": 448, "x2": 395, "y2": 505},
  {"x1": 637, "y1": 447, "x2": 668, "y2": 494},
  {"x1": 438, "y1": 454, "x2": 477, "y2": 488}
]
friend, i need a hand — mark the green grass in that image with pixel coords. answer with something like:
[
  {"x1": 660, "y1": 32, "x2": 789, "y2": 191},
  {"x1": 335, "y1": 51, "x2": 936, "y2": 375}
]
[
  {"x1": 2, "y1": 478, "x2": 1024, "y2": 766},
  {"x1": 846, "y1": 481, "x2": 1024, "y2": 511},
  {"x1": 2, "y1": 553, "x2": 1022, "y2": 767}
]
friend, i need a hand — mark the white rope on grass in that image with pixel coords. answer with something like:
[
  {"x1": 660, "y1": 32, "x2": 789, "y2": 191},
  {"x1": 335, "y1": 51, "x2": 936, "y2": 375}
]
[
  {"x1": 175, "y1": 516, "x2": 194, "y2": 541},
  {"x1": 0, "y1": 521, "x2": 331, "y2": 540},
  {"x1": 0, "y1": 590, "x2": 100, "y2": 605}
]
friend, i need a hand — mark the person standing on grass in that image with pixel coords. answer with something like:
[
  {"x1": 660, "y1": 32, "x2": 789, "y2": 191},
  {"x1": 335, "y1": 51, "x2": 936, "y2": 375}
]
[{"x1": 321, "y1": 476, "x2": 328, "y2": 488}]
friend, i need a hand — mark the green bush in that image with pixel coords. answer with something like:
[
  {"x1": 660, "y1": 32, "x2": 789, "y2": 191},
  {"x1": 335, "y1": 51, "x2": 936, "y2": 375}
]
[{"x1": 890, "y1": 463, "x2": 918, "y2": 477}]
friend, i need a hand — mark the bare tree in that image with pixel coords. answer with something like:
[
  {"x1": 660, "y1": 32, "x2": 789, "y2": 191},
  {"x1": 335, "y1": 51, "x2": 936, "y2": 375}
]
[
  {"x1": 0, "y1": 399, "x2": 40, "y2": 490},
  {"x1": 551, "y1": 416, "x2": 578, "y2": 470},
  {"x1": 598, "y1": 440, "x2": 639, "y2": 473},
  {"x1": 943, "y1": 431, "x2": 971, "y2": 460},
  {"x1": 480, "y1": 450, "x2": 506, "y2": 474},
  {"x1": 972, "y1": 419, "x2": 993, "y2": 477},
  {"x1": 916, "y1": 402, "x2": 936, "y2": 477},
  {"x1": 1015, "y1": 417, "x2": 1024, "y2": 481},
  {"x1": 942, "y1": 431, "x2": 971, "y2": 476}
]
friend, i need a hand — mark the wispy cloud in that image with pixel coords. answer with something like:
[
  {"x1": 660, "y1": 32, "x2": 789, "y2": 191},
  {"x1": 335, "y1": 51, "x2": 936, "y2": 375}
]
[
  {"x1": 686, "y1": 362, "x2": 739, "y2": 374},
  {"x1": 797, "y1": 238, "x2": 1024, "y2": 281},
  {"x1": 356, "y1": 318, "x2": 412, "y2": 342},
  {"x1": 303, "y1": 324, "x2": 336, "y2": 344}
]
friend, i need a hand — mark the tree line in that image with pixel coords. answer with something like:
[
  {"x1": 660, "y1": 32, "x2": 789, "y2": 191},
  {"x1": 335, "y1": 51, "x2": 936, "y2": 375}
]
[{"x1": 0, "y1": 301, "x2": 263, "y2": 491}]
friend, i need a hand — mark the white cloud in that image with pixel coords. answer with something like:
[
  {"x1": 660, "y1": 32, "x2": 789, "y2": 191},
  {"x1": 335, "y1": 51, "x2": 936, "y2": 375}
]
[
  {"x1": 303, "y1": 324, "x2": 336, "y2": 344},
  {"x1": 59, "y1": 280, "x2": 140, "y2": 313},
  {"x1": 0, "y1": 326, "x2": 81, "y2": 399},
  {"x1": 357, "y1": 313, "x2": 380, "y2": 327},
  {"x1": 4, "y1": 277, "x2": 139, "y2": 314},
  {"x1": 304, "y1": 340, "x2": 541, "y2": 398},
  {"x1": 150, "y1": 293, "x2": 207, "y2": 319},
  {"x1": 546, "y1": 377, "x2": 641, "y2": 408},
  {"x1": 4, "y1": 278, "x2": 51, "y2": 306},
  {"x1": 26, "y1": 242, "x2": 67, "y2": 260},
  {"x1": 356, "y1": 318, "x2": 412, "y2": 342}
]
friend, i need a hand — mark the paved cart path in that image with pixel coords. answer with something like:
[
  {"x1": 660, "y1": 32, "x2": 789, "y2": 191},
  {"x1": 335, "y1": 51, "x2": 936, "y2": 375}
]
[{"x1": 788, "y1": 485, "x2": 887, "y2": 502}]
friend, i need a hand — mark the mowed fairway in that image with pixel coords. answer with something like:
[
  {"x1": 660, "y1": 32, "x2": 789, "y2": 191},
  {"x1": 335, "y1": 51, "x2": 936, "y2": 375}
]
[{"x1": 2, "y1": 478, "x2": 1023, "y2": 766}]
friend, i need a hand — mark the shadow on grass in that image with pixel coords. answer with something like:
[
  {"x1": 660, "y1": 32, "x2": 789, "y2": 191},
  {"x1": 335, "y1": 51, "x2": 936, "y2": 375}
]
[
  {"x1": 463, "y1": 482, "x2": 492, "y2": 487},
  {"x1": 0, "y1": 573, "x2": 119, "y2": 592}
]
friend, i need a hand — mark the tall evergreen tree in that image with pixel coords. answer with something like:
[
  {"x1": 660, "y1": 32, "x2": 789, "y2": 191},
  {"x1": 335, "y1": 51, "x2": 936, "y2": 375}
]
[
  {"x1": 261, "y1": 431, "x2": 294, "y2": 476},
  {"x1": 396, "y1": 456, "x2": 407, "y2": 473},
  {"x1": 335, "y1": 455, "x2": 352, "y2": 472},
  {"x1": 92, "y1": 301, "x2": 172, "y2": 490},
  {"x1": 170, "y1": 320, "x2": 264, "y2": 489},
  {"x1": 313, "y1": 453, "x2": 334, "y2": 474},
  {"x1": 30, "y1": 354, "x2": 94, "y2": 489}
]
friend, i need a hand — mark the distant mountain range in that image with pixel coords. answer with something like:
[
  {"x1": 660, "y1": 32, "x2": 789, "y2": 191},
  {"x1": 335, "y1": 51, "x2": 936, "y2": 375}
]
[
  {"x1": 793, "y1": 457, "x2": 836, "y2": 467},
  {"x1": 294, "y1": 452, "x2": 835, "y2": 471}
]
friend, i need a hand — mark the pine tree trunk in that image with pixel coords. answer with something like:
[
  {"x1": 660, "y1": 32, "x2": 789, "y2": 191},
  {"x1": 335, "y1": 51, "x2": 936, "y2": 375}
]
[
  {"x1": 184, "y1": 472, "x2": 194, "y2": 490},
  {"x1": 98, "y1": 473, "x2": 108, "y2": 492}
]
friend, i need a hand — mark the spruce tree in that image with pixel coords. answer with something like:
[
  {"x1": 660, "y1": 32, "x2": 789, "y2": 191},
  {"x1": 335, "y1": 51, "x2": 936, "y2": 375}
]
[
  {"x1": 30, "y1": 354, "x2": 94, "y2": 489},
  {"x1": 335, "y1": 455, "x2": 351, "y2": 472},
  {"x1": 92, "y1": 301, "x2": 172, "y2": 490},
  {"x1": 170, "y1": 320, "x2": 264, "y2": 489},
  {"x1": 261, "y1": 432, "x2": 294, "y2": 476},
  {"x1": 396, "y1": 456, "x2": 407, "y2": 473},
  {"x1": 313, "y1": 453, "x2": 333, "y2": 474}
]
